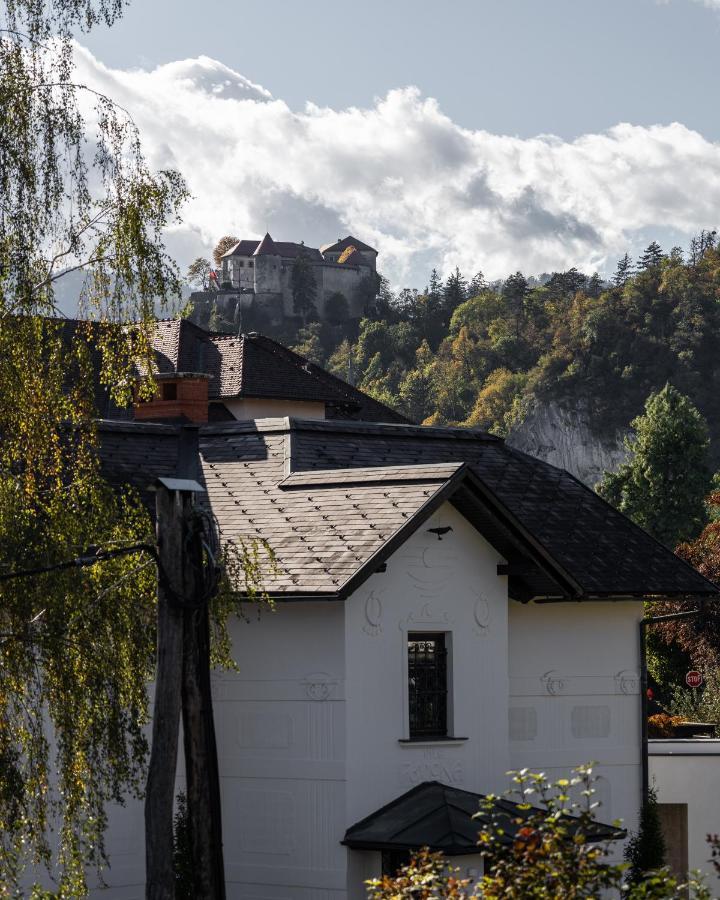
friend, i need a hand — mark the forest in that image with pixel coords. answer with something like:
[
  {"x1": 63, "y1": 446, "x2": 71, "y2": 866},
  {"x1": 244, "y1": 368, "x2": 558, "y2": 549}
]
[{"x1": 190, "y1": 231, "x2": 720, "y2": 465}]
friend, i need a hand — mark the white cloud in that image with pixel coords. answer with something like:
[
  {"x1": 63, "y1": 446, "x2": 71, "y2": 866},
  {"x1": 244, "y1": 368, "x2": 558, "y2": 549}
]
[{"x1": 73, "y1": 44, "x2": 720, "y2": 284}]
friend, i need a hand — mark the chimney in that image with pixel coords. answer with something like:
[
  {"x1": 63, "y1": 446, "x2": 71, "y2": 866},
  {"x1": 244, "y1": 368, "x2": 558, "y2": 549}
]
[{"x1": 134, "y1": 373, "x2": 211, "y2": 424}]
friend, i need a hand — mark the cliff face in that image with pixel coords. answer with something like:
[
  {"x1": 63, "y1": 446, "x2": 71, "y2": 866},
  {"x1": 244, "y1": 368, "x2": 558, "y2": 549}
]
[{"x1": 507, "y1": 400, "x2": 629, "y2": 488}]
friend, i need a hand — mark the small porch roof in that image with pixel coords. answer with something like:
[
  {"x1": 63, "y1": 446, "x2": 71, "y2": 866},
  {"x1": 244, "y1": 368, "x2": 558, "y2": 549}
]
[{"x1": 342, "y1": 781, "x2": 624, "y2": 856}]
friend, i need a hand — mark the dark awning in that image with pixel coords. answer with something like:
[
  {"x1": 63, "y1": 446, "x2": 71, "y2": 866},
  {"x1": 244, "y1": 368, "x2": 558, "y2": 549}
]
[{"x1": 342, "y1": 781, "x2": 624, "y2": 857}]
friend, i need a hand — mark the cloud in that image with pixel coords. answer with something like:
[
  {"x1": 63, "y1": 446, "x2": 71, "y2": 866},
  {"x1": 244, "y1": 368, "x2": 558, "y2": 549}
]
[{"x1": 73, "y1": 44, "x2": 720, "y2": 284}]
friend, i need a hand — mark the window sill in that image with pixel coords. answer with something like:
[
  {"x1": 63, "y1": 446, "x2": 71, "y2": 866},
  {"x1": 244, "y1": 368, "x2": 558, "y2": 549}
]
[{"x1": 398, "y1": 737, "x2": 468, "y2": 746}]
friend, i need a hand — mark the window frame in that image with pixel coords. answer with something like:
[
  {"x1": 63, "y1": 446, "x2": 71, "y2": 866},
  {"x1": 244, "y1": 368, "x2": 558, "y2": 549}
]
[
  {"x1": 407, "y1": 632, "x2": 449, "y2": 739},
  {"x1": 398, "y1": 626, "x2": 462, "y2": 743}
]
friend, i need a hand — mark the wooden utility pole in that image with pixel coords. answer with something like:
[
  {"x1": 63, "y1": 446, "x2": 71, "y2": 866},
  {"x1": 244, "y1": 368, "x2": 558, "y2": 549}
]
[
  {"x1": 145, "y1": 483, "x2": 190, "y2": 900},
  {"x1": 145, "y1": 467, "x2": 227, "y2": 900},
  {"x1": 182, "y1": 597, "x2": 227, "y2": 899}
]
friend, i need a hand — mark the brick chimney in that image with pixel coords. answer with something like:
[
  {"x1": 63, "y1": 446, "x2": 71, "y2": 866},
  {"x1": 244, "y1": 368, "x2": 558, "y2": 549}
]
[{"x1": 134, "y1": 373, "x2": 211, "y2": 423}]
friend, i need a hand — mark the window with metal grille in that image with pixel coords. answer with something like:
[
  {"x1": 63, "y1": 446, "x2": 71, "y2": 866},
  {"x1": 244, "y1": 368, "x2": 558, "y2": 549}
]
[{"x1": 408, "y1": 632, "x2": 448, "y2": 738}]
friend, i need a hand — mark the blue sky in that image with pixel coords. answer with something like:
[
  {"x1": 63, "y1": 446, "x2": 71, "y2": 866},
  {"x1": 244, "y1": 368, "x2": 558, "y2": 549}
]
[
  {"x1": 75, "y1": 0, "x2": 720, "y2": 286},
  {"x1": 83, "y1": 0, "x2": 720, "y2": 140}
]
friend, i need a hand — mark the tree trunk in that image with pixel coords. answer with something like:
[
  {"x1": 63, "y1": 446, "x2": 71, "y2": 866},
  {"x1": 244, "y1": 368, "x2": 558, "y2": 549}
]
[{"x1": 145, "y1": 487, "x2": 191, "y2": 900}]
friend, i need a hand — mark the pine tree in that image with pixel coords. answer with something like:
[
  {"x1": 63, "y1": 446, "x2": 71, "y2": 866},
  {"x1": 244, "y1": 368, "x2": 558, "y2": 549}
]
[
  {"x1": 467, "y1": 271, "x2": 485, "y2": 298},
  {"x1": 587, "y1": 272, "x2": 604, "y2": 298},
  {"x1": 427, "y1": 268, "x2": 443, "y2": 303},
  {"x1": 624, "y1": 787, "x2": 667, "y2": 883},
  {"x1": 502, "y1": 272, "x2": 528, "y2": 337},
  {"x1": 291, "y1": 254, "x2": 318, "y2": 319},
  {"x1": 613, "y1": 252, "x2": 634, "y2": 287},
  {"x1": 598, "y1": 384, "x2": 712, "y2": 547},
  {"x1": 442, "y1": 267, "x2": 467, "y2": 317},
  {"x1": 638, "y1": 241, "x2": 664, "y2": 270}
]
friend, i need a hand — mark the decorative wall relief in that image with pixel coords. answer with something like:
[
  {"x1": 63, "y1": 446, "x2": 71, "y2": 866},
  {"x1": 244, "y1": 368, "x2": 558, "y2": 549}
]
[
  {"x1": 614, "y1": 669, "x2": 640, "y2": 695},
  {"x1": 403, "y1": 538, "x2": 459, "y2": 598},
  {"x1": 362, "y1": 589, "x2": 383, "y2": 637},
  {"x1": 303, "y1": 672, "x2": 337, "y2": 701},
  {"x1": 541, "y1": 670, "x2": 566, "y2": 695},
  {"x1": 472, "y1": 592, "x2": 491, "y2": 636},
  {"x1": 404, "y1": 602, "x2": 452, "y2": 628},
  {"x1": 400, "y1": 748, "x2": 464, "y2": 786}
]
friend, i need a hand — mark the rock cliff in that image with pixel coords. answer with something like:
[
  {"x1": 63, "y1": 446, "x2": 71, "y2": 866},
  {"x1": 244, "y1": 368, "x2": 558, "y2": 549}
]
[{"x1": 507, "y1": 400, "x2": 629, "y2": 488}]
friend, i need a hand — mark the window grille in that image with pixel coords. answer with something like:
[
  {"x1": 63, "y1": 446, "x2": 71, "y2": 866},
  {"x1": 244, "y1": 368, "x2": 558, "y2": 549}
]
[{"x1": 408, "y1": 633, "x2": 447, "y2": 738}]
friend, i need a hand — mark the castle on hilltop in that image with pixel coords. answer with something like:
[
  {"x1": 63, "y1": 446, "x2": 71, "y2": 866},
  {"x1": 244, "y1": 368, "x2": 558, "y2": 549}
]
[{"x1": 196, "y1": 233, "x2": 379, "y2": 329}]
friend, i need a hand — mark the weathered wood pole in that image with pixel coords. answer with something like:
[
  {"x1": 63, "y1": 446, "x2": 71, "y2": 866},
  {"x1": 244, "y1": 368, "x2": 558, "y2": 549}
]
[
  {"x1": 182, "y1": 515, "x2": 227, "y2": 899},
  {"x1": 145, "y1": 485, "x2": 191, "y2": 900}
]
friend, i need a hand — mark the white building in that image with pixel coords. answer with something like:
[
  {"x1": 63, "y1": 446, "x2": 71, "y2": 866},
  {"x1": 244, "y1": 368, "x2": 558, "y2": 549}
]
[
  {"x1": 214, "y1": 234, "x2": 378, "y2": 325},
  {"x1": 93, "y1": 400, "x2": 715, "y2": 900},
  {"x1": 91, "y1": 361, "x2": 717, "y2": 900},
  {"x1": 650, "y1": 739, "x2": 720, "y2": 890}
]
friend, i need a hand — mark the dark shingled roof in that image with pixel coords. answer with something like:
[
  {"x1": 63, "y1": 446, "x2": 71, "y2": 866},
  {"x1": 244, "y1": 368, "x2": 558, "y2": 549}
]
[
  {"x1": 223, "y1": 239, "x2": 264, "y2": 258},
  {"x1": 343, "y1": 781, "x2": 623, "y2": 856},
  {"x1": 95, "y1": 417, "x2": 716, "y2": 601},
  {"x1": 148, "y1": 320, "x2": 407, "y2": 423},
  {"x1": 321, "y1": 235, "x2": 377, "y2": 255},
  {"x1": 223, "y1": 236, "x2": 323, "y2": 261}
]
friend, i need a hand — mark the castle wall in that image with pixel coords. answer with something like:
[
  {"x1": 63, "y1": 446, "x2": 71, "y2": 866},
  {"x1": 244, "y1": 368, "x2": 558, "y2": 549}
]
[
  {"x1": 219, "y1": 243, "x2": 376, "y2": 323},
  {"x1": 317, "y1": 265, "x2": 369, "y2": 319}
]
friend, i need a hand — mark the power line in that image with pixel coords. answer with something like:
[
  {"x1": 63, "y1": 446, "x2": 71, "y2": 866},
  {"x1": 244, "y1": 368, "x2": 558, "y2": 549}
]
[{"x1": 0, "y1": 543, "x2": 156, "y2": 583}]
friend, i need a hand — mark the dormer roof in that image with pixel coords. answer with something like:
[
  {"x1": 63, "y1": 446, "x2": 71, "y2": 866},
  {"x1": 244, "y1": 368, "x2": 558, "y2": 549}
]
[{"x1": 321, "y1": 235, "x2": 377, "y2": 255}]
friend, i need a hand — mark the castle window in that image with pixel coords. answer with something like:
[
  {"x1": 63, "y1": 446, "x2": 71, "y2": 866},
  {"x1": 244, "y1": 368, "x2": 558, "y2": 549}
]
[
  {"x1": 162, "y1": 382, "x2": 177, "y2": 401},
  {"x1": 408, "y1": 633, "x2": 448, "y2": 738},
  {"x1": 248, "y1": 260, "x2": 254, "y2": 268}
]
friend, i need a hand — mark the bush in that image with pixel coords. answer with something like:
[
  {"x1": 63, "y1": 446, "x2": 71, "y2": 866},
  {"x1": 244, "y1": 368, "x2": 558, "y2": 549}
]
[
  {"x1": 366, "y1": 767, "x2": 710, "y2": 899},
  {"x1": 624, "y1": 786, "x2": 666, "y2": 883}
]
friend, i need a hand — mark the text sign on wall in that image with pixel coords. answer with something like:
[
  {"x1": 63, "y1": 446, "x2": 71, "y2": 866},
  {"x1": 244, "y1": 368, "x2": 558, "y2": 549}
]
[{"x1": 686, "y1": 670, "x2": 703, "y2": 688}]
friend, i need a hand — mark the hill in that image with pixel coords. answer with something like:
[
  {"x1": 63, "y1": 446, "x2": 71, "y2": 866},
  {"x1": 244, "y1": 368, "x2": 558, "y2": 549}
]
[{"x1": 187, "y1": 232, "x2": 720, "y2": 485}]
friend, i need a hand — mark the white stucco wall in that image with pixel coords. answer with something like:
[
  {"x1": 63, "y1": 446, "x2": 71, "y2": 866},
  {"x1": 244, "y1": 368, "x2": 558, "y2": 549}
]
[
  {"x1": 225, "y1": 398, "x2": 326, "y2": 421},
  {"x1": 215, "y1": 602, "x2": 347, "y2": 899},
  {"x1": 650, "y1": 741, "x2": 720, "y2": 889},
  {"x1": 82, "y1": 503, "x2": 643, "y2": 899},
  {"x1": 344, "y1": 502, "x2": 509, "y2": 897},
  {"x1": 508, "y1": 600, "x2": 642, "y2": 844},
  {"x1": 88, "y1": 602, "x2": 347, "y2": 900}
]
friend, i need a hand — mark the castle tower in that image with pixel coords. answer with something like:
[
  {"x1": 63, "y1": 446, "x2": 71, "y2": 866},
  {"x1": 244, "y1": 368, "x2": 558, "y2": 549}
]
[{"x1": 253, "y1": 232, "x2": 283, "y2": 295}]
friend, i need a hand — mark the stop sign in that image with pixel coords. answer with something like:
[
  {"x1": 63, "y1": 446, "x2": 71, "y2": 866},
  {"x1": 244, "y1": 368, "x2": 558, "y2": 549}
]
[{"x1": 686, "y1": 670, "x2": 703, "y2": 688}]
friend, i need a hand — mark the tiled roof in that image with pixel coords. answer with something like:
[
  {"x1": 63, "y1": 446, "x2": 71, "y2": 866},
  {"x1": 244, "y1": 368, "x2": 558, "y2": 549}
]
[
  {"x1": 92, "y1": 417, "x2": 712, "y2": 601},
  {"x1": 321, "y1": 235, "x2": 377, "y2": 254},
  {"x1": 281, "y1": 420, "x2": 717, "y2": 597},
  {"x1": 148, "y1": 320, "x2": 407, "y2": 423},
  {"x1": 223, "y1": 240, "x2": 263, "y2": 258},
  {"x1": 223, "y1": 236, "x2": 323, "y2": 261}
]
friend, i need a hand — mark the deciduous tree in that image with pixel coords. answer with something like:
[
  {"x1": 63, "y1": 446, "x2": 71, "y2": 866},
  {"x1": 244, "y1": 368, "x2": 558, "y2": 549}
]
[
  {"x1": 212, "y1": 236, "x2": 240, "y2": 268},
  {"x1": 187, "y1": 257, "x2": 212, "y2": 289}
]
